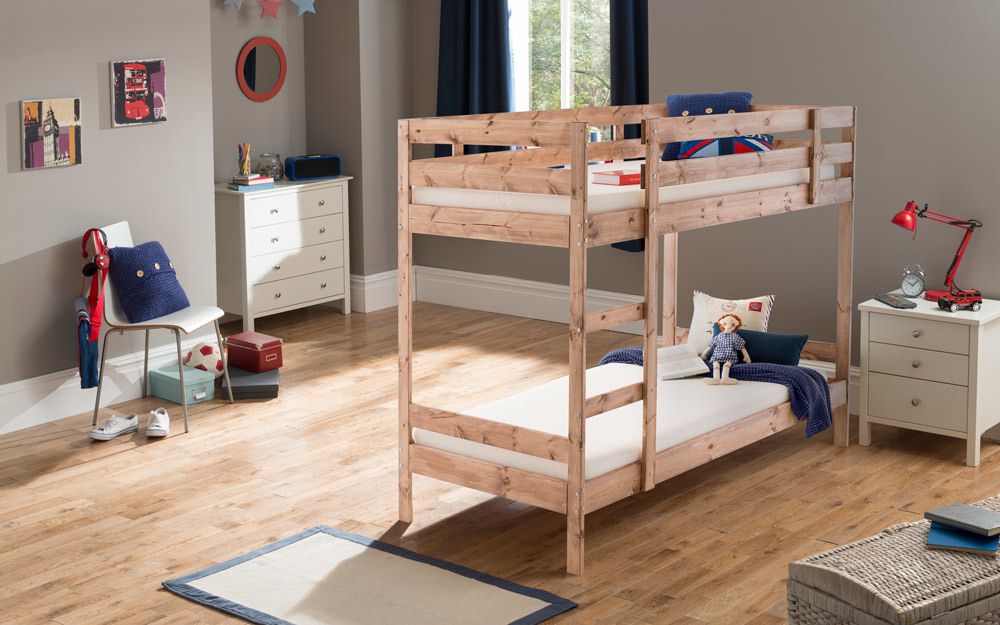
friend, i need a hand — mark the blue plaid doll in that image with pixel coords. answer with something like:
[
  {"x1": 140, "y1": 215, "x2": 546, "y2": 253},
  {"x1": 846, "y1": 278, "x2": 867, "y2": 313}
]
[{"x1": 699, "y1": 313, "x2": 752, "y2": 385}]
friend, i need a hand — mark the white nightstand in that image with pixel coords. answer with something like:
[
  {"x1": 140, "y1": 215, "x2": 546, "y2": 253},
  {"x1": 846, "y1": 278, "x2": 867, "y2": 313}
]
[{"x1": 859, "y1": 296, "x2": 1000, "y2": 466}]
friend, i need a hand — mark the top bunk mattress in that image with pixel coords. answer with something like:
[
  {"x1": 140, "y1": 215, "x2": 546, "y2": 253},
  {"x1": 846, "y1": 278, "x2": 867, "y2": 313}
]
[
  {"x1": 411, "y1": 360, "x2": 791, "y2": 481},
  {"x1": 412, "y1": 161, "x2": 836, "y2": 216}
]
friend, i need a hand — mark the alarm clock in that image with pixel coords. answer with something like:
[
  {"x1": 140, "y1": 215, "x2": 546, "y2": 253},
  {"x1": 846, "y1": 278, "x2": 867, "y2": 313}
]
[{"x1": 900, "y1": 264, "x2": 926, "y2": 297}]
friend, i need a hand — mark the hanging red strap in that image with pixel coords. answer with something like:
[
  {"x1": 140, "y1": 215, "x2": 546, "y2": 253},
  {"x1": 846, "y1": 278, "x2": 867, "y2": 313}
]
[{"x1": 81, "y1": 229, "x2": 109, "y2": 342}]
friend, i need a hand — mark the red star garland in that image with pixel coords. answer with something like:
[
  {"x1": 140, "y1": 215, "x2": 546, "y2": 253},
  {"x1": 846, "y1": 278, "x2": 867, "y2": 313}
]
[{"x1": 258, "y1": 0, "x2": 283, "y2": 18}]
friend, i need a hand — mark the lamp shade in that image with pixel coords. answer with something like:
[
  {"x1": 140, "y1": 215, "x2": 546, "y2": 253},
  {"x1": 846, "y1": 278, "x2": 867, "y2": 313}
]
[{"x1": 891, "y1": 201, "x2": 919, "y2": 232}]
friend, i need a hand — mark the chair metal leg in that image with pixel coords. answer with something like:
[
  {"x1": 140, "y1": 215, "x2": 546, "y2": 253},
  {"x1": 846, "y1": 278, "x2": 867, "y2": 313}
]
[
  {"x1": 215, "y1": 320, "x2": 234, "y2": 403},
  {"x1": 174, "y1": 330, "x2": 190, "y2": 433},
  {"x1": 142, "y1": 329, "x2": 150, "y2": 398},
  {"x1": 92, "y1": 331, "x2": 114, "y2": 426}
]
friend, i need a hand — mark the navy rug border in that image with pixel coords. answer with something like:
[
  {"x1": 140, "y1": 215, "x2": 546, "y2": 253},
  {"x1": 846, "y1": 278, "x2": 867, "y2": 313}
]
[{"x1": 162, "y1": 525, "x2": 577, "y2": 625}]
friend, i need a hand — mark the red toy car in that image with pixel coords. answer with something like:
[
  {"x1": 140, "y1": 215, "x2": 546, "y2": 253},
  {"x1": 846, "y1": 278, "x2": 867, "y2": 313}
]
[{"x1": 937, "y1": 288, "x2": 983, "y2": 313}]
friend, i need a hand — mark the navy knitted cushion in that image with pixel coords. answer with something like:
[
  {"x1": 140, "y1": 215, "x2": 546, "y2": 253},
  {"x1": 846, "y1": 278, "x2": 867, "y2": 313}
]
[
  {"x1": 661, "y1": 91, "x2": 753, "y2": 161},
  {"x1": 108, "y1": 241, "x2": 189, "y2": 323},
  {"x1": 710, "y1": 323, "x2": 808, "y2": 366}
]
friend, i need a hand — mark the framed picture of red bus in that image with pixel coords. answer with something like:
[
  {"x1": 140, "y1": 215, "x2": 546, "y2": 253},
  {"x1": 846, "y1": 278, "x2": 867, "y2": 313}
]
[{"x1": 110, "y1": 59, "x2": 167, "y2": 127}]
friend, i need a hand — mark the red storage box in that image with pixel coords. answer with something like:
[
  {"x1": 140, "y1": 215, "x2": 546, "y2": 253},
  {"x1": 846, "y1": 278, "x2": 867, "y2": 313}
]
[{"x1": 226, "y1": 331, "x2": 283, "y2": 372}]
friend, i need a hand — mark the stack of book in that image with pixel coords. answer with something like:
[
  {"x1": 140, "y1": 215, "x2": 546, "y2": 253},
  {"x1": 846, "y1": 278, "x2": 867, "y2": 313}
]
[
  {"x1": 925, "y1": 504, "x2": 1000, "y2": 556},
  {"x1": 227, "y1": 173, "x2": 275, "y2": 192}
]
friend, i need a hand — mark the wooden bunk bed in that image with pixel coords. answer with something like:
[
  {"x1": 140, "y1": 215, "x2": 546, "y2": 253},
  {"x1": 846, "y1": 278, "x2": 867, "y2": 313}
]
[{"x1": 397, "y1": 103, "x2": 856, "y2": 575}]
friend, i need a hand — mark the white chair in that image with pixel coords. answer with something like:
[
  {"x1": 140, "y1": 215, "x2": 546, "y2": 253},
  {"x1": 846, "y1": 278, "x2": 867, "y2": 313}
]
[{"x1": 93, "y1": 221, "x2": 233, "y2": 433}]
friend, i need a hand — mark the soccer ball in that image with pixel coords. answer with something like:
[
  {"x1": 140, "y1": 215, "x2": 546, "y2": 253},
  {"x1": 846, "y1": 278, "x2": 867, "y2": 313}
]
[{"x1": 183, "y1": 342, "x2": 225, "y2": 378}]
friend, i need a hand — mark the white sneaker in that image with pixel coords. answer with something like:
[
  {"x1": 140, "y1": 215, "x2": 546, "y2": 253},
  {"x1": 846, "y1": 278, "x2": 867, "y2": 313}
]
[
  {"x1": 146, "y1": 408, "x2": 170, "y2": 438},
  {"x1": 89, "y1": 414, "x2": 139, "y2": 441}
]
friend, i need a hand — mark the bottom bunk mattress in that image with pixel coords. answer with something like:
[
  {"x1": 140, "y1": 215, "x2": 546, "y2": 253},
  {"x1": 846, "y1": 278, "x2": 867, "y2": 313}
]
[{"x1": 411, "y1": 362, "x2": 791, "y2": 481}]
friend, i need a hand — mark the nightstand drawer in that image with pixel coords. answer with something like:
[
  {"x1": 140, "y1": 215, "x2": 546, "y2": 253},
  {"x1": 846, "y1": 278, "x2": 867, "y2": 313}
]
[
  {"x1": 869, "y1": 313, "x2": 969, "y2": 354},
  {"x1": 248, "y1": 241, "x2": 344, "y2": 285},
  {"x1": 249, "y1": 215, "x2": 343, "y2": 256},
  {"x1": 868, "y1": 342, "x2": 969, "y2": 386},
  {"x1": 246, "y1": 186, "x2": 344, "y2": 228},
  {"x1": 868, "y1": 372, "x2": 967, "y2": 432},
  {"x1": 251, "y1": 268, "x2": 345, "y2": 314}
]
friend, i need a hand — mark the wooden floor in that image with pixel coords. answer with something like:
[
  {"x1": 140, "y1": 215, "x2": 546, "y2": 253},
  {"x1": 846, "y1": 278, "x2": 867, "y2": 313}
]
[{"x1": 3, "y1": 303, "x2": 1000, "y2": 625}]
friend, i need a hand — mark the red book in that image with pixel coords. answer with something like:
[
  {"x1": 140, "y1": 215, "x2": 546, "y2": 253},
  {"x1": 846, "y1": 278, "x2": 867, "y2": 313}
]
[{"x1": 593, "y1": 170, "x2": 641, "y2": 186}]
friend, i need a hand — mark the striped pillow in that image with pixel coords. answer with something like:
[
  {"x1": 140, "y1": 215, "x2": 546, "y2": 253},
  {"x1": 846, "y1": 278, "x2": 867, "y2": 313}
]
[{"x1": 678, "y1": 134, "x2": 774, "y2": 160}]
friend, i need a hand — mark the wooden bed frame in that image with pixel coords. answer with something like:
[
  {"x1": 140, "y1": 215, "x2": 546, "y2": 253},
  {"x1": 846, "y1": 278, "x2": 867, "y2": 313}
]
[{"x1": 397, "y1": 103, "x2": 856, "y2": 575}]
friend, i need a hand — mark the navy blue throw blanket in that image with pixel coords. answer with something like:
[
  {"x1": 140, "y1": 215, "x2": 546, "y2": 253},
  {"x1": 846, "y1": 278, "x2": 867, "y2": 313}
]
[{"x1": 598, "y1": 346, "x2": 832, "y2": 437}]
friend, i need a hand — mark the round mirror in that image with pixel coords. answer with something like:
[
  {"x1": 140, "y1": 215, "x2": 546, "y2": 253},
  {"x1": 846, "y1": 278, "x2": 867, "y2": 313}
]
[{"x1": 236, "y1": 36, "x2": 287, "y2": 102}]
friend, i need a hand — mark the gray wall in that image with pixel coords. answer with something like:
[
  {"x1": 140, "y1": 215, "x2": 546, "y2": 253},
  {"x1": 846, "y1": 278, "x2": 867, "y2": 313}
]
[
  {"x1": 0, "y1": 0, "x2": 216, "y2": 384},
  {"x1": 305, "y1": 0, "x2": 411, "y2": 275},
  {"x1": 409, "y1": 1, "x2": 1000, "y2": 359},
  {"x1": 210, "y1": 2, "x2": 307, "y2": 183}
]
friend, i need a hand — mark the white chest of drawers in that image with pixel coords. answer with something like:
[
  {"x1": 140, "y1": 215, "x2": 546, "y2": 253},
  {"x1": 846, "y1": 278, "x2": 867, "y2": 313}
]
[
  {"x1": 215, "y1": 177, "x2": 352, "y2": 332},
  {"x1": 859, "y1": 296, "x2": 1000, "y2": 466}
]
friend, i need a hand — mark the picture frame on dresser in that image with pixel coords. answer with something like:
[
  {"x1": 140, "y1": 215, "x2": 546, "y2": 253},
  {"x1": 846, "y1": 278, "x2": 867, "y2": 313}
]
[
  {"x1": 858, "y1": 295, "x2": 1000, "y2": 466},
  {"x1": 215, "y1": 176, "x2": 352, "y2": 332}
]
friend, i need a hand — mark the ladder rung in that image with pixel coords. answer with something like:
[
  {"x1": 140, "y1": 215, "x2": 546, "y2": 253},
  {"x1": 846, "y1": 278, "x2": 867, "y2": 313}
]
[
  {"x1": 585, "y1": 381, "x2": 645, "y2": 418},
  {"x1": 586, "y1": 302, "x2": 644, "y2": 333}
]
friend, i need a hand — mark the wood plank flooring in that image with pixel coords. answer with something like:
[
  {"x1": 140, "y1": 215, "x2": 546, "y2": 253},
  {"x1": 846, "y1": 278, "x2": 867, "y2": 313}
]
[{"x1": 2, "y1": 302, "x2": 999, "y2": 625}]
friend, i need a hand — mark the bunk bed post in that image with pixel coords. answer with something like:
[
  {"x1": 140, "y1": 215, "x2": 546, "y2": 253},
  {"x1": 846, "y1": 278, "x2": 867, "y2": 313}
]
[
  {"x1": 834, "y1": 109, "x2": 857, "y2": 448},
  {"x1": 662, "y1": 233, "x2": 677, "y2": 347},
  {"x1": 398, "y1": 119, "x2": 414, "y2": 522},
  {"x1": 640, "y1": 120, "x2": 659, "y2": 490},
  {"x1": 567, "y1": 121, "x2": 588, "y2": 576}
]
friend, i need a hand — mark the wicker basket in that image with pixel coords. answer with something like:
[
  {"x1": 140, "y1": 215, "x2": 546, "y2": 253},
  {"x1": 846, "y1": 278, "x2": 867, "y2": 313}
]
[{"x1": 788, "y1": 495, "x2": 1000, "y2": 625}]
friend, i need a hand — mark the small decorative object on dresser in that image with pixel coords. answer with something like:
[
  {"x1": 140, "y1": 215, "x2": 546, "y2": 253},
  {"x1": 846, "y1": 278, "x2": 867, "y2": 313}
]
[
  {"x1": 900, "y1": 264, "x2": 925, "y2": 298},
  {"x1": 215, "y1": 176, "x2": 352, "y2": 331},
  {"x1": 257, "y1": 152, "x2": 283, "y2": 180},
  {"x1": 859, "y1": 295, "x2": 1000, "y2": 466}
]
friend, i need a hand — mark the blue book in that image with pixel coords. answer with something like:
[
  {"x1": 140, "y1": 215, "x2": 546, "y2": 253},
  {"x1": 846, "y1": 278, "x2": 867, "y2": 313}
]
[
  {"x1": 227, "y1": 182, "x2": 275, "y2": 192},
  {"x1": 927, "y1": 521, "x2": 1000, "y2": 556}
]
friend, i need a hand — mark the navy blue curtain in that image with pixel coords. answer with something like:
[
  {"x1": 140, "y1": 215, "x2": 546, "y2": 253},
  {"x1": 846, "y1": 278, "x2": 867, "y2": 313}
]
[
  {"x1": 435, "y1": 0, "x2": 513, "y2": 157},
  {"x1": 610, "y1": 0, "x2": 649, "y2": 251}
]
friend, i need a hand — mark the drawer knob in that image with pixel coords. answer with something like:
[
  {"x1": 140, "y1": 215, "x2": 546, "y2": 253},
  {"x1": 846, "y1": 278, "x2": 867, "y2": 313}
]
[
  {"x1": 912, "y1": 329, "x2": 922, "y2": 338},
  {"x1": 911, "y1": 360, "x2": 921, "y2": 368},
  {"x1": 911, "y1": 398, "x2": 921, "y2": 407},
  {"x1": 319, "y1": 227, "x2": 327, "y2": 234},
  {"x1": 271, "y1": 237, "x2": 280, "y2": 243},
  {"x1": 274, "y1": 264, "x2": 281, "y2": 271},
  {"x1": 320, "y1": 255, "x2": 327, "y2": 261},
  {"x1": 320, "y1": 282, "x2": 328, "y2": 289},
  {"x1": 275, "y1": 292, "x2": 282, "y2": 299},
  {"x1": 319, "y1": 200, "x2": 326, "y2": 206},
  {"x1": 270, "y1": 208, "x2": 279, "y2": 214}
]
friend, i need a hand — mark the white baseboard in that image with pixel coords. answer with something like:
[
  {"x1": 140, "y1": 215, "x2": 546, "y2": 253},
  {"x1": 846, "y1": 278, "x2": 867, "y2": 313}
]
[
  {"x1": 0, "y1": 332, "x2": 212, "y2": 436},
  {"x1": 350, "y1": 270, "x2": 398, "y2": 313}
]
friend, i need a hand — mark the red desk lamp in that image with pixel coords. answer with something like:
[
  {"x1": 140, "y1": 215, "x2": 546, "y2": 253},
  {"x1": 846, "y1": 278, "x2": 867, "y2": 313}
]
[{"x1": 891, "y1": 201, "x2": 983, "y2": 312}]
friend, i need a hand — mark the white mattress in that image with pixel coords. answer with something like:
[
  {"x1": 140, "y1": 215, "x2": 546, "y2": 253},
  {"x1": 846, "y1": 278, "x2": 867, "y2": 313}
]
[
  {"x1": 412, "y1": 161, "x2": 835, "y2": 215},
  {"x1": 412, "y1": 360, "x2": 790, "y2": 481}
]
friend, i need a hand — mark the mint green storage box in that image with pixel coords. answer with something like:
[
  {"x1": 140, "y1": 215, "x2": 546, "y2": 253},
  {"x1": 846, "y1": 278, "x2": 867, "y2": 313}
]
[{"x1": 149, "y1": 365, "x2": 216, "y2": 405}]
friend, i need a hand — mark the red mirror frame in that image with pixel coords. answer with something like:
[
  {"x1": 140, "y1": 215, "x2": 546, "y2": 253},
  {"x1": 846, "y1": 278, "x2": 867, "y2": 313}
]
[{"x1": 236, "y1": 36, "x2": 287, "y2": 102}]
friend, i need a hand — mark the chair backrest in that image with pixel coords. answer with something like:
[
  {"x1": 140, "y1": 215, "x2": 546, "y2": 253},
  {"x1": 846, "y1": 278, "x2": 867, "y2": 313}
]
[{"x1": 100, "y1": 221, "x2": 134, "y2": 327}]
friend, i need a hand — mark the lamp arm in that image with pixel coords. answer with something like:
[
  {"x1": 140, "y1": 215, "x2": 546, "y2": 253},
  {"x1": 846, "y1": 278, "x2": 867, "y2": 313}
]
[{"x1": 943, "y1": 226, "x2": 975, "y2": 290}]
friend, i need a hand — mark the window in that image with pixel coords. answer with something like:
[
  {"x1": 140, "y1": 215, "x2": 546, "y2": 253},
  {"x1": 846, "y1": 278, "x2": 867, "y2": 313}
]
[{"x1": 510, "y1": 0, "x2": 611, "y2": 114}]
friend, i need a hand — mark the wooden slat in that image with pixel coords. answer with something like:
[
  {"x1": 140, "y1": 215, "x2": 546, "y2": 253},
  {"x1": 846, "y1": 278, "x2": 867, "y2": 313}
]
[
  {"x1": 408, "y1": 204, "x2": 569, "y2": 247},
  {"x1": 810, "y1": 109, "x2": 823, "y2": 204},
  {"x1": 438, "y1": 103, "x2": 668, "y2": 125},
  {"x1": 586, "y1": 302, "x2": 644, "y2": 333},
  {"x1": 409, "y1": 445, "x2": 567, "y2": 514},
  {"x1": 429, "y1": 139, "x2": 644, "y2": 167},
  {"x1": 641, "y1": 120, "x2": 659, "y2": 491},
  {"x1": 408, "y1": 119, "x2": 572, "y2": 147},
  {"x1": 654, "y1": 178, "x2": 854, "y2": 234},
  {"x1": 655, "y1": 402, "x2": 801, "y2": 483},
  {"x1": 652, "y1": 106, "x2": 855, "y2": 143},
  {"x1": 585, "y1": 462, "x2": 641, "y2": 512},
  {"x1": 409, "y1": 404, "x2": 571, "y2": 462},
  {"x1": 397, "y1": 120, "x2": 413, "y2": 523},
  {"x1": 584, "y1": 382, "x2": 644, "y2": 418},
  {"x1": 586, "y1": 207, "x2": 644, "y2": 247},
  {"x1": 409, "y1": 161, "x2": 572, "y2": 195},
  {"x1": 566, "y1": 122, "x2": 588, "y2": 576},
  {"x1": 656, "y1": 146, "x2": 809, "y2": 186},
  {"x1": 823, "y1": 141, "x2": 854, "y2": 165}
]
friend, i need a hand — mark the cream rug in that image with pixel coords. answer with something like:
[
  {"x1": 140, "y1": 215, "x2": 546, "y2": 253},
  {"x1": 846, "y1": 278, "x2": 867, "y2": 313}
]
[{"x1": 163, "y1": 526, "x2": 575, "y2": 625}]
